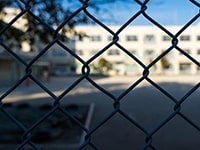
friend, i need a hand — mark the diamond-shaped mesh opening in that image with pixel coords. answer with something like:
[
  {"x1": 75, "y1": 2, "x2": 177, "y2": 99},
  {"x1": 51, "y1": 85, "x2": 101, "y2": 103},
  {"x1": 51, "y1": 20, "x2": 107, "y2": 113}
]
[
  {"x1": 30, "y1": 43, "x2": 79, "y2": 96},
  {"x1": 120, "y1": 81, "x2": 174, "y2": 130},
  {"x1": 152, "y1": 115, "x2": 200, "y2": 150},
  {"x1": 89, "y1": 113, "x2": 147, "y2": 150}
]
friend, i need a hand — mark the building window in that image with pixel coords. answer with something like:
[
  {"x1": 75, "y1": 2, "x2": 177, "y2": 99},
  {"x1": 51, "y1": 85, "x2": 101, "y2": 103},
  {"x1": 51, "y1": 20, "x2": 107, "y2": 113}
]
[
  {"x1": 162, "y1": 35, "x2": 171, "y2": 41},
  {"x1": 130, "y1": 50, "x2": 137, "y2": 55},
  {"x1": 180, "y1": 35, "x2": 190, "y2": 41},
  {"x1": 126, "y1": 35, "x2": 138, "y2": 41},
  {"x1": 144, "y1": 49, "x2": 155, "y2": 57},
  {"x1": 107, "y1": 49, "x2": 120, "y2": 55},
  {"x1": 179, "y1": 63, "x2": 191, "y2": 73},
  {"x1": 90, "y1": 36, "x2": 101, "y2": 42},
  {"x1": 108, "y1": 35, "x2": 113, "y2": 41},
  {"x1": 197, "y1": 49, "x2": 200, "y2": 55},
  {"x1": 197, "y1": 35, "x2": 200, "y2": 41},
  {"x1": 144, "y1": 34, "x2": 155, "y2": 43}
]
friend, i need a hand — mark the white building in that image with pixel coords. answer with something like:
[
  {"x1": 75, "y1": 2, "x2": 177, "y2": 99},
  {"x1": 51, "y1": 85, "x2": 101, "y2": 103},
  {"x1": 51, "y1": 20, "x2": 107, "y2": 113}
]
[
  {"x1": 1, "y1": 7, "x2": 200, "y2": 76},
  {"x1": 74, "y1": 25, "x2": 200, "y2": 75}
]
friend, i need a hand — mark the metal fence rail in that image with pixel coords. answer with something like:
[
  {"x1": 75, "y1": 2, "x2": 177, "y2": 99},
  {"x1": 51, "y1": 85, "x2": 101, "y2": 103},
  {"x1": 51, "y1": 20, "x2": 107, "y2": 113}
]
[{"x1": 0, "y1": 0, "x2": 200, "y2": 149}]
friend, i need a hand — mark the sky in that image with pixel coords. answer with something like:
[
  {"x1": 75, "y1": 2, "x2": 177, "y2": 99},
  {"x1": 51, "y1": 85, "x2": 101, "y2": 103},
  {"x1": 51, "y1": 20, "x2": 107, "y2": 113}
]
[
  {"x1": 90, "y1": 0, "x2": 200, "y2": 26},
  {"x1": 44, "y1": 0, "x2": 200, "y2": 26}
]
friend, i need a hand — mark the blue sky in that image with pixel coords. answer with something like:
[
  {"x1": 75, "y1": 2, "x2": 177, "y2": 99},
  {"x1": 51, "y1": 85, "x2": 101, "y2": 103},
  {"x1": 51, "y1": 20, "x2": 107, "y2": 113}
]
[{"x1": 91, "y1": 0, "x2": 200, "y2": 25}]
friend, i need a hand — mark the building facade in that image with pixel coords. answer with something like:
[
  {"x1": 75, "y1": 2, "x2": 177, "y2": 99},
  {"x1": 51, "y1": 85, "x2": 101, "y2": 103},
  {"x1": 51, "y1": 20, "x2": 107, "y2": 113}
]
[
  {"x1": 1, "y1": 7, "x2": 200, "y2": 79},
  {"x1": 74, "y1": 25, "x2": 200, "y2": 75},
  {"x1": 0, "y1": 7, "x2": 76, "y2": 81}
]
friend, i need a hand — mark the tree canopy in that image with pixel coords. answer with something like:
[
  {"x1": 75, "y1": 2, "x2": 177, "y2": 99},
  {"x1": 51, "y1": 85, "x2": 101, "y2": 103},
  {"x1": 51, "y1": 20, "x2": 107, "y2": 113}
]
[{"x1": 0, "y1": 0, "x2": 135, "y2": 51}]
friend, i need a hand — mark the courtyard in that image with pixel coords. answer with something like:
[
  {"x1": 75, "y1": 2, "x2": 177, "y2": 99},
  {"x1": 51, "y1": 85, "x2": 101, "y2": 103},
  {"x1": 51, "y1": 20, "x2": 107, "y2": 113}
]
[{"x1": 0, "y1": 75, "x2": 199, "y2": 149}]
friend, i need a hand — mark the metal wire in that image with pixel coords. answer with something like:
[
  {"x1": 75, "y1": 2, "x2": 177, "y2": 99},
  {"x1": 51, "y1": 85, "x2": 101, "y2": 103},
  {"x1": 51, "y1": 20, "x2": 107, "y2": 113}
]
[{"x1": 0, "y1": 0, "x2": 200, "y2": 150}]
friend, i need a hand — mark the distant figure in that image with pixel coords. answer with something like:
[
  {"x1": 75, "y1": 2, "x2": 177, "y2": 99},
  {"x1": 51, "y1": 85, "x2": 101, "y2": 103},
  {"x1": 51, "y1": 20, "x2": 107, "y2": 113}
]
[{"x1": 43, "y1": 67, "x2": 50, "y2": 82}]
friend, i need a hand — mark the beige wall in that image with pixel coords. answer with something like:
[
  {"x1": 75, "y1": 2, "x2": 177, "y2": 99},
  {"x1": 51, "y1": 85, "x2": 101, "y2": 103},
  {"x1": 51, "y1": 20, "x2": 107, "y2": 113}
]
[{"x1": 74, "y1": 25, "x2": 200, "y2": 75}]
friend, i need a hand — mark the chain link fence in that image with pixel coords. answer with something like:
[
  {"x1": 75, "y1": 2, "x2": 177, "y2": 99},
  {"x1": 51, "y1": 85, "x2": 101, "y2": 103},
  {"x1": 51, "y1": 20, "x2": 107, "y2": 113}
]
[{"x1": 0, "y1": 0, "x2": 200, "y2": 149}]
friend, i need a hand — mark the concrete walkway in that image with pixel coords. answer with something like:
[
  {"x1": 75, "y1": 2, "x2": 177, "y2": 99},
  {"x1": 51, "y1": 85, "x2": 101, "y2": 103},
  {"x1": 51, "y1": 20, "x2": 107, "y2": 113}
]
[{"x1": 1, "y1": 75, "x2": 200, "y2": 150}]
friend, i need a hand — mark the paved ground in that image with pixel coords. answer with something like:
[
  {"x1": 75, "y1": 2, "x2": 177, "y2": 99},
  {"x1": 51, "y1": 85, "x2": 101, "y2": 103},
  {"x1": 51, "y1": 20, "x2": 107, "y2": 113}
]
[{"x1": 0, "y1": 75, "x2": 200, "y2": 150}]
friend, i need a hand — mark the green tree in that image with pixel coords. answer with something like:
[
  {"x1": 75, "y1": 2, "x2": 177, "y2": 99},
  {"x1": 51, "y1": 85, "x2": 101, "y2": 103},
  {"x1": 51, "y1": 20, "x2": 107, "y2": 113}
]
[
  {"x1": 160, "y1": 56, "x2": 170, "y2": 70},
  {"x1": 0, "y1": 0, "x2": 160, "y2": 51},
  {"x1": 98, "y1": 58, "x2": 110, "y2": 74},
  {"x1": 89, "y1": 58, "x2": 110, "y2": 75},
  {"x1": 0, "y1": 0, "x2": 91, "y2": 52},
  {"x1": 98, "y1": 58, "x2": 109, "y2": 69}
]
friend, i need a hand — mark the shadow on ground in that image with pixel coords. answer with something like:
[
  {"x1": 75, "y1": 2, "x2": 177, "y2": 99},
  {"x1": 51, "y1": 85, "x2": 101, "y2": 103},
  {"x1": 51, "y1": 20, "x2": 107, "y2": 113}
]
[{"x1": 1, "y1": 77, "x2": 200, "y2": 150}]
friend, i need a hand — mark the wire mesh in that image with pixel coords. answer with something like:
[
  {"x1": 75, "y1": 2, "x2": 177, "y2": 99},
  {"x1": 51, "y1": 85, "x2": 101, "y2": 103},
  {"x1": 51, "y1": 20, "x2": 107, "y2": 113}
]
[{"x1": 0, "y1": 0, "x2": 200, "y2": 149}]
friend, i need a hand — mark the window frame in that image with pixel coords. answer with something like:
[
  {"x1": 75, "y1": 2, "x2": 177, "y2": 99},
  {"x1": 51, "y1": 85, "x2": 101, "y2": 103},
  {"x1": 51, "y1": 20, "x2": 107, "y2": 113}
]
[
  {"x1": 90, "y1": 35, "x2": 102, "y2": 42},
  {"x1": 107, "y1": 49, "x2": 120, "y2": 56},
  {"x1": 197, "y1": 35, "x2": 200, "y2": 41},
  {"x1": 162, "y1": 35, "x2": 171, "y2": 41},
  {"x1": 126, "y1": 35, "x2": 138, "y2": 41},
  {"x1": 180, "y1": 35, "x2": 191, "y2": 41},
  {"x1": 144, "y1": 34, "x2": 156, "y2": 44}
]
